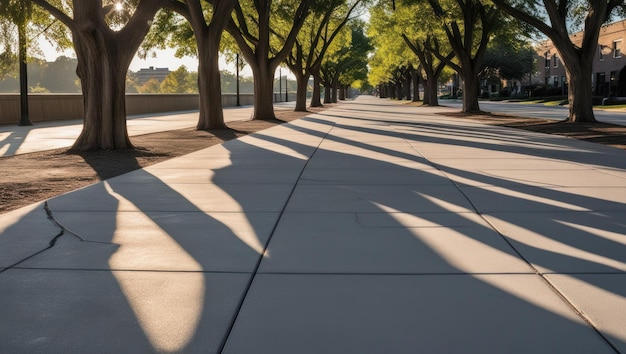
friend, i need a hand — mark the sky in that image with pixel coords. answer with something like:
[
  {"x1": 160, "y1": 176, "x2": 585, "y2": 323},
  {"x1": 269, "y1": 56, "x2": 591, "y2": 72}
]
[{"x1": 40, "y1": 39, "x2": 275, "y2": 79}]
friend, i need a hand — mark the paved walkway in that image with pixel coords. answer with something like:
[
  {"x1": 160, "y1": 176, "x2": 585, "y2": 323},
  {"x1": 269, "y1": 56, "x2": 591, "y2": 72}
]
[
  {"x1": 1, "y1": 96, "x2": 626, "y2": 353},
  {"x1": 0, "y1": 102, "x2": 296, "y2": 157}
]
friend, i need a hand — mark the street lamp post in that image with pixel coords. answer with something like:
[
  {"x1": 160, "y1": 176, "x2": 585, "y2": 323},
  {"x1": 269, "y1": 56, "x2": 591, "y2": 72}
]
[
  {"x1": 279, "y1": 67, "x2": 282, "y2": 103},
  {"x1": 285, "y1": 75, "x2": 288, "y2": 102},
  {"x1": 236, "y1": 53, "x2": 241, "y2": 106}
]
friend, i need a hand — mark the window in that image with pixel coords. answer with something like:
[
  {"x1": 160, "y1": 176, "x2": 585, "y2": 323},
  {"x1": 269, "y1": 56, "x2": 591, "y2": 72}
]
[
  {"x1": 613, "y1": 40, "x2": 622, "y2": 58},
  {"x1": 553, "y1": 54, "x2": 559, "y2": 68},
  {"x1": 599, "y1": 45, "x2": 605, "y2": 60}
]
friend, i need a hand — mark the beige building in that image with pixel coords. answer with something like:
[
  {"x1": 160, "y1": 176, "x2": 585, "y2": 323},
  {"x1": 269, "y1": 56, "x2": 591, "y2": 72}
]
[
  {"x1": 135, "y1": 66, "x2": 171, "y2": 85},
  {"x1": 537, "y1": 19, "x2": 626, "y2": 98}
]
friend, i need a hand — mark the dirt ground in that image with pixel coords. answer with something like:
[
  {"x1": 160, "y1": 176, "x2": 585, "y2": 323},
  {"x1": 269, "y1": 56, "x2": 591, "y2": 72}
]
[{"x1": 2, "y1": 103, "x2": 626, "y2": 215}]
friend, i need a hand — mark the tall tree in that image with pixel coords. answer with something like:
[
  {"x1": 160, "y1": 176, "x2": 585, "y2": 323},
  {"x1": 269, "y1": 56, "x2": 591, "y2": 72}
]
[
  {"x1": 372, "y1": 0, "x2": 454, "y2": 105},
  {"x1": 320, "y1": 23, "x2": 371, "y2": 103},
  {"x1": 1, "y1": 0, "x2": 70, "y2": 124},
  {"x1": 285, "y1": 0, "x2": 364, "y2": 111},
  {"x1": 1, "y1": 0, "x2": 32, "y2": 125},
  {"x1": 422, "y1": 0, "x2": 499, "y2": 113},
  {"x1": 226, "y1": 0, "x2": 312, "y2": 120},
  {"x1": 153, "y1": 0, "x2": 236, "y2": 129},
  {"x1": 492, "y1": 0, "x2": 626, "y2": 123},
  {"x1": 32, "y1": 0, "x2": 164, "y2": 150}
]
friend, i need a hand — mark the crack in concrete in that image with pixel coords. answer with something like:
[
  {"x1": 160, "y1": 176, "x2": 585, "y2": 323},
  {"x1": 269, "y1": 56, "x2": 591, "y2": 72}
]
[{"x1": 0, "y1": 202, "x2": 115, "y2": 274}]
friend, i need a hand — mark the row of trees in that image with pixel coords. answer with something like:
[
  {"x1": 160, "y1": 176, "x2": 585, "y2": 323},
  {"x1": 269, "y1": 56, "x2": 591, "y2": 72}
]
[
  {"x1": 0, "y1": 0, "x2": 371, "y2": 150},
  {"x1": 368, "y1": 0, "x2": 626, "y2": 124},
  {"x1": 0, "y1": 57, "x2": 264, "y2": 94}
]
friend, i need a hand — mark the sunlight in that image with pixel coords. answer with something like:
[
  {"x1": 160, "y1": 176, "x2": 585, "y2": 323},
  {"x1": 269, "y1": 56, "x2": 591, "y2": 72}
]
[
  {"x1": 555, "y1": 219, "x2": 626, "y2": 246},
  {"x1": 375, "y1": 202, "x2": 590, "y2": 322},
  {"x1": 238, "y1": 135, "x2": 311, "y2": 160},
  {"x1": 373, "y1": 202, "x2": 529, "y2": 272},
  {"x1": 103, "y1": 182, "x2": 205, "y2": 352},
  {"x1": 114, "y1": 2, "x2": 124, "y2": 12},
  {"x1": 413, "y1": 191, "x2": 472, "y2": 212},
  {"x1": 489, "y1": 215, "x2": 626, "y2": 272}
]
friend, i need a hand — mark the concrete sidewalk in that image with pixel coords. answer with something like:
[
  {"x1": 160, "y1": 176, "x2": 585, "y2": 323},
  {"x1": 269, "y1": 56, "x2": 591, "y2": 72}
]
[
  {"x1": 1, "y1": 96, "x2": 625, "y2": 353},
  {"x1": 0, "y1": 102, "x2": 296, "y2": 157}
]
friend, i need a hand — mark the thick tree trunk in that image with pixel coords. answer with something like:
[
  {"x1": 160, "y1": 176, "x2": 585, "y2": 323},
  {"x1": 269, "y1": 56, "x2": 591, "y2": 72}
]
[
  {"x1": 197, "y1": 37, "x2": 226, "y2": 129},
  {"x1": 331, "y1": 82, "x2": 338, "y2": 103},
  {"x1": 72, "y1": 33, "x2": 132, "y2": 151},
  {"x1": 310, "y1": 73, "x2": 323, "y2": 107},
  {"x1": 251, "y1": 63, "x2": 277, "y2": 120},
  {"x1": 423, "y1": 81, "x2": 430, "y2": 105},
  {"x1": 461, "y1": 68, "x2": 481, "y2": 113},
  {"x1": 566, "y1": 62, "x2": 596, "y2": 122},
  {"x1": 427, "y1": 80, "x2": 439, "y2": 106},
  {"x1": 324, "y1": 83, "x2": 332, "y2": 104},
  {"x1": 294, "y1": 71, "x2": 308, "y2": 111}
]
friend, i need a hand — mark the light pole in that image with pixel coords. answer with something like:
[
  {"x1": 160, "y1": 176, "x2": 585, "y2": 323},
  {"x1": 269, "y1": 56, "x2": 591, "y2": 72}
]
[
  {"x1": 285, "y1": 75, "x2": 288, "y2": 102},
  {"x1": 236, "y1": 53, "x2": 241, "y2": 106},
  {"x1": 279, "y1": 67, "x2": 282, "y2": 102}
]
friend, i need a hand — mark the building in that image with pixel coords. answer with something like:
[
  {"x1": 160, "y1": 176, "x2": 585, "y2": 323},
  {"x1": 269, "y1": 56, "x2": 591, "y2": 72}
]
[
  {"x1": 537, "y1": 19, "x2": 626, "y2": 98},
  {"x1": 135, "y1": 66, "x2": 171, "y2": 85}
]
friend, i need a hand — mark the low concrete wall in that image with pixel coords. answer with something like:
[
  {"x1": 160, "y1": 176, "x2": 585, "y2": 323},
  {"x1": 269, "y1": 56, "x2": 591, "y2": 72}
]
[{"x1": 0, "y1": 93, "x2": 260, "y2": 125}]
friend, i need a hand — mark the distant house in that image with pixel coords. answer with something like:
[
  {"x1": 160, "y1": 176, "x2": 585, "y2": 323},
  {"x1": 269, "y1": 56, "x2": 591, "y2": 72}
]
[
  {"x1": 135, "y1": 66, "x2": 170, "y2": 85},
  {"x1": 537, "y1": 19, "x2": 626, "y2": 98}
]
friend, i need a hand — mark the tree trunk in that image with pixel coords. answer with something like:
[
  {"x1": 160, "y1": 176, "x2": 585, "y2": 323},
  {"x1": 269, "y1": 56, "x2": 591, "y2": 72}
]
[
  {"x1": 189, "y1": 0, "x2": 236, "y2": 129},
  {"x1": 294, "y1": 71, "x2": 308, "y2": 111},
  {"x1": 196, "y1": 36, "x2": 226, "y2": 129},
  {"x1": 72, "y1": 32, "x2": 132, "y2": 150},
  {"x1": 310, "y1": 73, "x2": 323, "y2": 107},
  {"x1": 566, "y1": 61, "x2": 596, "y2": 122},
  {"x1": 423, "y1": 80, "x2": 430, "y2": 105},
  {"x1": 251, "y1": 62, "x2": 277, "y2": 120},
  {"x1": 405, "y1": 70, "x2": 412, "y2": 101},
  {"x1": 324, "y1": 83, "x2": 332, "y2": 104},
  {"x1": 461, "y1": 66, "x2": 481, "y2": 112},
  {"x1": 18, "y1": 22, "x2": 31, "y2": 126},
  {"x1": 331, "y1": 82, "x2": 338, "y2": 103},
  {"x1": 338, "y1": 85, "x2": 346, "y2": 100},
  {"x1": 412, "y1": 73, "x2": 420, "y2": 102},
  {"x1": 396, "y1": 81, "x2": 404, "y2": 100},
  {"x1": 427, "y1": 79, "x2": 439, "y2": 106}
]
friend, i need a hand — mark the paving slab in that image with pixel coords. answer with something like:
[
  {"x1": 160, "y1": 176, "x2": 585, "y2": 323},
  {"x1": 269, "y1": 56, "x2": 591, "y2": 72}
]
[
  {"x1": 299, "y1": 167, "x2": 452, "y2": 185},
  {"x1": 258, "y1": 212, "x2": 532, "y2": 274},
  {"x1": 430, "y1": 157, "x2": 590, "y2": 170},
  {"x1": 222, "y1": 274, "x2": 614, "y2": 354},
  {"x1": 112, "y1": 167, "x2": 303, "y2": 184},
  {"x1": 483, "y1": 211, "x2": 626, "y2": 273},
  {"x1": 0, "y1": 269, "x2": 249, "y2": 354},
  {"x1": 458, "y1": 185, "x2": 626, "y2": 213},
  {"x1": 47, "y1": 180, "x2": 294, "y2": 212},
  {"x1": 546, "y1": 274, "x2": 626, "y2": 353},
  {"x1": 17, "y1": 211, "x2": 277, "y2": 272},
  {"x1": 446, "y1": 168, "x2": 626, "y2": 187},
  {"x1": 286, "y1": 184, "x2": 475, "y2": 213},
  {"x1": 0, "y1": 203, "x2": 56, "y2": 269}
]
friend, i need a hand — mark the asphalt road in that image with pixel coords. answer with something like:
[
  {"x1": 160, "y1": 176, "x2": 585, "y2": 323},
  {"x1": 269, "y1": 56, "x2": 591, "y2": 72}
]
[{"x1": 441, "y1": 99, "x2": 626, "y2": 126}]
